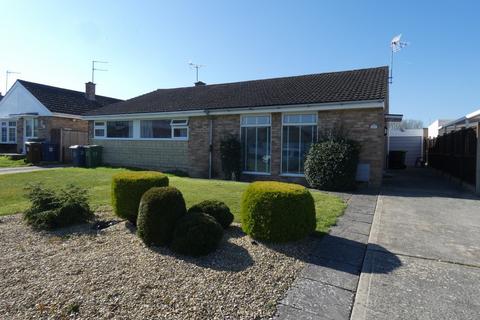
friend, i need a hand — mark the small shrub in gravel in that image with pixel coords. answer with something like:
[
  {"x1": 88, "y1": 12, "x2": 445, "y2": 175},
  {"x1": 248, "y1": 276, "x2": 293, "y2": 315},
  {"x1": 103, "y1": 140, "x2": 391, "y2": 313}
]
[
  {"x1": 241, "y1": 181, "x2": 316, "y2": 242},
  {"x1": 171, "y1": 212, "x2": 224, "y2": 256},
  {"x1": 137, "y1": 187, "x2": 186, "y2": 246},
  {"x1": 188, "y1": 200, "x2": 234, "y2": 228},
  {"x1": 111, "y1": 171, "x2": 169, "y2": 224},
  {"x1": 23, "y1": 184, "x2": 93, "y2": 230}
]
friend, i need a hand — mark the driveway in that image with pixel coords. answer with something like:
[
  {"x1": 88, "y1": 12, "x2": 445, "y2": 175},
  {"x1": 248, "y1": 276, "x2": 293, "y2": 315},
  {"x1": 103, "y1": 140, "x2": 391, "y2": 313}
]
[{"x1": 352, "y1": 169, "x2": 480, "y2": 320}]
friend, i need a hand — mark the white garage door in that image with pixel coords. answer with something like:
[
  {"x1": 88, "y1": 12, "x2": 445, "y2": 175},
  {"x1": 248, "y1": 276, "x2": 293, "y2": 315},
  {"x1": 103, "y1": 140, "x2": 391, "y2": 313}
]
[{"x1": 389, "y1": 136, "x2": 423, "y2": 166}]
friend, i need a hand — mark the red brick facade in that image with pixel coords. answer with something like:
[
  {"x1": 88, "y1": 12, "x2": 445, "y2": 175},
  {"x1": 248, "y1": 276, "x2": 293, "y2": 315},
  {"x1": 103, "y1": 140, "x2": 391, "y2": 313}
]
[{"x1": 187, "y1": 108, "x2": 386, "y2": 186}]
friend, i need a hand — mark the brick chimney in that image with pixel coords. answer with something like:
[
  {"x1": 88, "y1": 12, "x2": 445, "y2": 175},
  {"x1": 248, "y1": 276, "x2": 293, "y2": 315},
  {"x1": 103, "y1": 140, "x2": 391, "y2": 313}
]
[
  {"x1": 195, "y1": 81, "x2": 206, "y2": 86},
  {"x1": 85, "y1": 82, "x2": 96, "y2": 101}
]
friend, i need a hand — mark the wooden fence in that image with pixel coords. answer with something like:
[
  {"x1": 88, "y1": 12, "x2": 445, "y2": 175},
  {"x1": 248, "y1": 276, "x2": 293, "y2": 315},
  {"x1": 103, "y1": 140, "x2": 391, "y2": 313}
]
[
  {"x1": 427, "y1": 128, "x2": 477, "y2": 185},
  {"x1": 50, "y1": 128, "x2": 88, "y2": 162}
]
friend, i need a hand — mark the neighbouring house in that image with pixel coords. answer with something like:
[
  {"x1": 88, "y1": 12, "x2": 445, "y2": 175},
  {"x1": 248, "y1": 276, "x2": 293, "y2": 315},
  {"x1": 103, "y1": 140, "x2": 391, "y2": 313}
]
[
  {"x1": 428, "y1": 119, "x2": 452, "y2": 138},
  {"x1": 84, "y1": 66, "x2": 392, "y2": 186},
  {"x1": 0, "y1": 80, "x2": 121, "y2": 155}
]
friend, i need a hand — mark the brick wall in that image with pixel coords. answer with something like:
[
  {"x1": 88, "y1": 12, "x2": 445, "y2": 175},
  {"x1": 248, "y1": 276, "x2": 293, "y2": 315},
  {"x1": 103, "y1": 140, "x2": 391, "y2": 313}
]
[
  {"x1": 316, "y1": 108, "x2": 386, "y2": 186},
  {"x1": 92, "y1": 139, "x2": 189, "y2": 172},
  {"x1": 38, "y1": 116, "x2": 88, "y2": 141}
]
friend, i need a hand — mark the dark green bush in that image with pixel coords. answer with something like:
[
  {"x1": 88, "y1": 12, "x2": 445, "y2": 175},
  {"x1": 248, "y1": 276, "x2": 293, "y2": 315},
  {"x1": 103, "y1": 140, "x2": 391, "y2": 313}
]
[
  {"x1": 136, "y1": 187, "x2": 186, "y2": 246},
  {"x1": 23, "y1": 184, "x2": 93, "y2": 230},
  {"x1": 188, "y1": 200, "x2": 234, "y2": 228},
  {"x1": 240, "y1": 181, "x2": 316, "y2": 242},
  {"x1": 304, "y1": 139, "x2": 360, "y2": 191},
  {"x1": 220, "y1": 134, "x2": 242, "y2": 180},
  {"x1": 111, "y1": 171, "x2": 169, "y2": 224},
  {"x1": 171, "y1": 212, "x2": 223, "y2": 256}
]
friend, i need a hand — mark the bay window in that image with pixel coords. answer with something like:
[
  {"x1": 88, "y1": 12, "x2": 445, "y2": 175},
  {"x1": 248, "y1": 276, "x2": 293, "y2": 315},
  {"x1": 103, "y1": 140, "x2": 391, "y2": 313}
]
[
  {"x1": 241, "y1": 115, "x2": 271, "y2": 174},
  {"x1": 282, "y1": 113, "x2": 317, "y2": 175}
]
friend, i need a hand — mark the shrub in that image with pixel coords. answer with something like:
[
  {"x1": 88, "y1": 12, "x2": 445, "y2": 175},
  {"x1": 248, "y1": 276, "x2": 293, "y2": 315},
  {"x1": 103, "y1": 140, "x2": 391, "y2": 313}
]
[
  {"x1": 188, "y1": 200, "x2": 234, "y2": 228},
  {"x1": 23, "y1": 184, "x2": 93, "y2": 230},
  {"x1": 171, "y1": 212, "x2": 223, "y2": 256},
  {"x1": 304, "y1": 139, "x2": 360, "y2": 191},
  {"x1": 111, "y1": 171, "x2": 169, "y2": 224},
  {"x1": 136, "y1": 187, "x2": 186, "y2": 246},
  {"x1": 240, "y1": 181, "x2": 316, "y2": 242},
  {"x1": 220, "y1": 134, "x2": 242, "y2": 180}
]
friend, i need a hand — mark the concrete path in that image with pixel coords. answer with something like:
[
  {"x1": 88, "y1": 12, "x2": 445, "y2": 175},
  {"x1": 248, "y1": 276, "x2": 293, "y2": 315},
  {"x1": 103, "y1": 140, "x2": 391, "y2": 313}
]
[
  {"x1": 276, "y1": 192, "x2": 379, "y2": 319},
  {"x1": 351, "y1": 169, "x2": 480, "y2": 320},
  {"x1": 0, "y1": 165, "x2": 68, "y2": 175}
]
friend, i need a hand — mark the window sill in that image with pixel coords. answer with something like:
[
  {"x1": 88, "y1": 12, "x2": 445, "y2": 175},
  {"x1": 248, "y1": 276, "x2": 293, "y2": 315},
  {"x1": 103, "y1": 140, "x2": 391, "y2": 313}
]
[
  {"x1": 93, "y1": 137, "x2": 188, "y2": 141},
  {"x1": 280, "y1": 173, "x2": 305, "y2": 177},
  {"x1": 242, "y1": 171, "x2": 271, "y2": 176}
]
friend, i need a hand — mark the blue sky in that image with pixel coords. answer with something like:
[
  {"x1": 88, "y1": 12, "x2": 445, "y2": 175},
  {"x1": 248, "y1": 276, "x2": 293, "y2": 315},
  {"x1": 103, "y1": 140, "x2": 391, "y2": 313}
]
[{"x1": 1, "y1": 0, "x2": 479, "y2": 125}]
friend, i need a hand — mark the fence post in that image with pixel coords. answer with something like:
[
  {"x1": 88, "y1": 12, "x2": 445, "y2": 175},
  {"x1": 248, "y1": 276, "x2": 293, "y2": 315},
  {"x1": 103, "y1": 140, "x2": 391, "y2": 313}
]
[{"x1": 476, "y1": 122, "x2": 480, "y2": 194}]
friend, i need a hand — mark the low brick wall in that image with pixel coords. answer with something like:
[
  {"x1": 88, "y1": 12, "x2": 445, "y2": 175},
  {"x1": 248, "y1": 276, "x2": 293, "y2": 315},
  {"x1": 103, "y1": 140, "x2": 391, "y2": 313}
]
[{"x1": 92, "y1": 139, "x2": 189, "y2": 172}]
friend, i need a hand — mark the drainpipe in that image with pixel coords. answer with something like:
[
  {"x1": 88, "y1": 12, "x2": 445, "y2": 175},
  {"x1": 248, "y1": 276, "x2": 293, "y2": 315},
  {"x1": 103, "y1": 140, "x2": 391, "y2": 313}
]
[
  {"x1": 476, "y1": 122, "x2": 480, "y2": 194},
  {"x1": 208, "y1": 114, "x2": 213, "y2": 179}
]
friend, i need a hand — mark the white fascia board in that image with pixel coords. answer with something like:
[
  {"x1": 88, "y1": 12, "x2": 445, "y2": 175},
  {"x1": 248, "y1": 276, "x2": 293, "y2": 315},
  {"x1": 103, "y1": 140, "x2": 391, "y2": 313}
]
[
  {"x1": 51, "y1": 112, "x2": 84, "y2": 120},
  {"x1": 0, "y1": 81, "x2": 52, "y2": 118},
  {"x1": 466, "y1": 109, "x2": 480, "y2": 122},
  {"x1": 207, "y1": 100, "x2": 384, "y2": 115},
  {"x1": 83, "y1": 110, "x2": 206, "y2": 121},
  {"x1": 82, "y1": 99, "x2": 384, "y2": 121}
]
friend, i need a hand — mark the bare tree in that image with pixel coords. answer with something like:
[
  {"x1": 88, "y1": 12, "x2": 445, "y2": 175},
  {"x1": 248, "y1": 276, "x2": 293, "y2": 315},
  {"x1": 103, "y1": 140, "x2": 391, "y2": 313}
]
[{"x1": 390, "y1": 119, "x2": 424, "y2": 130}]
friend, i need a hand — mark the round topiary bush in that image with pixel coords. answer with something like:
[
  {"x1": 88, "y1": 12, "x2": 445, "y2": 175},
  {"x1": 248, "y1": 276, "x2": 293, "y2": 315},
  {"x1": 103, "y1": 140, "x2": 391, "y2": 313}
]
[
  {"x1": 111, "y1": 171, "x2": 169, "y2": 224},
  {"x1": 240, "y1": 181, "x2": 316, "y2": 242},
  {"x1": 188, "y1": 200, "x2": 234, "y2": 228},
  {"x1": 304, "y1": 140, "x2": 360, "y2": 191},
  {"x1": 171, "y1": 212, "x2": 224, "y2": 256},
  {"x1": 136, "y1": 187, "x2": 187, "y2": 246}
]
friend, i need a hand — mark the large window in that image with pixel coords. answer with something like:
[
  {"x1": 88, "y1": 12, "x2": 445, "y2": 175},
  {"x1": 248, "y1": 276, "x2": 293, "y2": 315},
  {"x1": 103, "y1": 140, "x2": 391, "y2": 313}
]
[
  {"x1": 140, "y1": 119, "x2": 188, "y2": 140},
  {"x1": 94, "y1": 119, "x2": 188, "y2": 140},
  {"x1": 106, "y1": 121, "x2": 133, "y2": 138},
  {"x1": 282, "y1": 113, "x2": 317, "y2": 175},
  {"x1": 2, "y1": 121, "x2": 17, "y2": 144},
  {"x1": 241, "y1": 115, "x2": 271, "y2": 174}
]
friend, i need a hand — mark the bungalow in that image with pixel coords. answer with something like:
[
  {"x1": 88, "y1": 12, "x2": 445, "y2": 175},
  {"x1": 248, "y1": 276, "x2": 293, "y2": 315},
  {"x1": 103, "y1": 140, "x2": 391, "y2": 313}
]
[
  {"x1": 84, "y1": 66, "x2": 391, "y2": 186},
  {"x1": 0, "y1": 80, "x2": 121, "y2": 154}
]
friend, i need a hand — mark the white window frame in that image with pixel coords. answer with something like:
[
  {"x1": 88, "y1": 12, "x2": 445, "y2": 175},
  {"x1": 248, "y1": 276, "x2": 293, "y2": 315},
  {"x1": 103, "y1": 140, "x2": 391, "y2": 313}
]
[
  {"x1": 240, "y1": 114, "x2": 272, "y2": 175},
  {"x1": 94, "y1": 121, "x2": 106, "y2": 138},
  {"x1": 280, "y1": 112, "x2": 318, "y2": 177},
  {"x1": 93, "y1": 118, "x2": 189, "y2": 141},
  {"x1": 24, "y1": 118, "x2": 38, "y2": 140},
  {"x1": 0, "y1": 120, "x2": 15, "y2": 144}
]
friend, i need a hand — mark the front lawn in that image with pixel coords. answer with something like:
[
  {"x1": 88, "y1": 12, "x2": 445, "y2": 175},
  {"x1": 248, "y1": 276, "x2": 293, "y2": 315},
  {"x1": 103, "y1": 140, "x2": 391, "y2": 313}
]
[
  {"x1": 0, "y1": 156, "x2": 29, "y2": 168},
  {"x1": 0, "y1": 167, "x2": 346, "y2": 232}
]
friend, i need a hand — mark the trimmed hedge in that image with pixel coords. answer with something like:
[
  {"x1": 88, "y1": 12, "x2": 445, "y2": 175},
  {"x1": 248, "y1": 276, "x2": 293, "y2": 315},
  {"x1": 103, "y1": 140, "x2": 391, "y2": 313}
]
[
  {"x1": 136, "y1": 187, "x2": 186, "y2": 246},
  {"x1": 171, "y1": 212, "x2": 223, "y2": 256},
  {"x1": 188, "y1": 200, "x2": 234, "y2": 228},
  {"x1": 240, "y1": 181, "x2": 316, "y2": 242},
  {"x1": 304, "y1": 140, "x2": 360, "y2": 191},
  {"x1": 111, "y1": 171, "x2": 169, "y2": 224}
]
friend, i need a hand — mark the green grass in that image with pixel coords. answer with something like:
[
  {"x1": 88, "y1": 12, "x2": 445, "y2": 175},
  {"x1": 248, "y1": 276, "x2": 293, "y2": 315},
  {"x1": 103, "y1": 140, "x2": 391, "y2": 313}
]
[
  {"x1": 0, "y1": 156, "x2": 29, "y2": 168},
  {"x1": 0, "y1": 167, "x2": 346, "y2": 232}
]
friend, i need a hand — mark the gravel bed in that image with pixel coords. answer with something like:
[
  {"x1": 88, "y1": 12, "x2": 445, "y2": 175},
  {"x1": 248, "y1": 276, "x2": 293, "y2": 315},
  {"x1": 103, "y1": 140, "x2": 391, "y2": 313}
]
[{"x1": 0, "y1": 211, "x2": 321, "y2": 319}]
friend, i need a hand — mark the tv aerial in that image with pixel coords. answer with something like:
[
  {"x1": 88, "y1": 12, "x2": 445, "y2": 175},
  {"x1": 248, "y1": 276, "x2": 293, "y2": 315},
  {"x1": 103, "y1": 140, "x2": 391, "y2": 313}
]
[
  {"x1": 389, "y1": 34, "x2": 409, "y2": 83},
  {"x1": 188, "y1": 61, "x2": 205, "y2": 82}
]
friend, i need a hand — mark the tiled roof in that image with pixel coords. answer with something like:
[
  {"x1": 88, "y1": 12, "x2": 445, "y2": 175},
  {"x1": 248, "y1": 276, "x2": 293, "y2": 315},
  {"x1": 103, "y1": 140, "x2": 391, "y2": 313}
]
[
  {"x1": 85, "y1": 66, "x2": 388, "y2": 116},
  {"x1": 18, "y1": 80, "x2": 122, "y2": 116}
]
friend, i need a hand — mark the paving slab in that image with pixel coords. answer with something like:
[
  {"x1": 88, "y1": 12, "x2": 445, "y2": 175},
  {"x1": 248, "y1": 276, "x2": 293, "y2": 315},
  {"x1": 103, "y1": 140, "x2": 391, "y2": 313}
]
[
  {"x1": 0, "y1": 165, "x2": 68, "y2": 175},
  {"x1": 280, "y1": 277, "x2": 354, "y2": 320}
]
